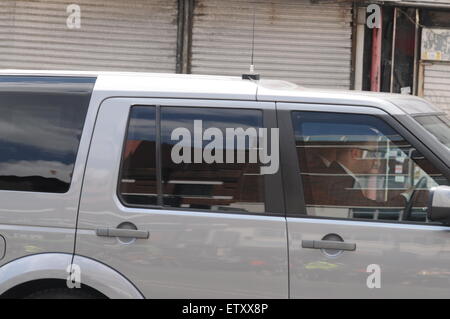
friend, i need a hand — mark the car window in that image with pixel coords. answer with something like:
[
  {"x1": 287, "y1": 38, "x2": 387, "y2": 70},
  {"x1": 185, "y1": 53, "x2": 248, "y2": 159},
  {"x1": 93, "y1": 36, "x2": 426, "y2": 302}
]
[
  {"x1": 119, "y1": 106, "x2": 157, "y2": 206},
  {"x1": 415, "y1": 114, "x2": 450, "y2": 148},
  {"x1": 119, "y1": 106, "x2": 266, "y2": 214},
  {"x1": 161, "y1": 107, "x2": 265, "y2": 213},
  {"x1": 0, "y1": 76, "x2": 94, "y2": 193},
  {"x1": 292, "y1": 111, "x2": 448, "y2": 223}
]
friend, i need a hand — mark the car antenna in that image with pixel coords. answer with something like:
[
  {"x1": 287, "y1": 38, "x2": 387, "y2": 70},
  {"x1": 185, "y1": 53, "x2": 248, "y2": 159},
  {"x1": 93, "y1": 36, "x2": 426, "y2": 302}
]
[{"x1": 242, "y1": 6, "x2": 260, "y2": 81}]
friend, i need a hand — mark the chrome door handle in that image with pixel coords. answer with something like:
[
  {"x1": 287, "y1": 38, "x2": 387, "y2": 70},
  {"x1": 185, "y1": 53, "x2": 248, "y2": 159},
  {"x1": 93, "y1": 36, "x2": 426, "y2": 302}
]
[
  {"x1": 96, "y1": 228, "x2": 149, "y2": 239},
  {"x1": 302, "y1": 240, "x2": 356, "y2": 251}
]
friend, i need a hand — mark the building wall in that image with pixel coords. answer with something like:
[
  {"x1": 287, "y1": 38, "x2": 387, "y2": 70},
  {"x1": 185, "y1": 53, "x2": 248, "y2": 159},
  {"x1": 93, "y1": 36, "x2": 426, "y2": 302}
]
[
  {"x1": 190, "y1": 0, "x2": 353, "y2": 89},
  {"x1": 0, "y1": 0, "x2": 354, "y2": 89},
  {"x1": 423, "y1": 62, "x2": 450, "y2": 114},
  {"x1": 0, "y1": 0, "x2": 178, "y2": 72},
  {"x1": 420, "y1": 25, "x2": 450, "y2": 113}
]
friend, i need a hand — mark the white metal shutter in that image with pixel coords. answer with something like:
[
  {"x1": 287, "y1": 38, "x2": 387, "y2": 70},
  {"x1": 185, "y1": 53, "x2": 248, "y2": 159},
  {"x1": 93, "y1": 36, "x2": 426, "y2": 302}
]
[
  {"x1": 191, "y1": 0, "x2": 353, "y2": 89},
  {"x1": 424, "y1": 62, "x2": 450, "y2": 113},
  {"x1": 0, "y1": 0, "x2": 178, "y2": 72}
]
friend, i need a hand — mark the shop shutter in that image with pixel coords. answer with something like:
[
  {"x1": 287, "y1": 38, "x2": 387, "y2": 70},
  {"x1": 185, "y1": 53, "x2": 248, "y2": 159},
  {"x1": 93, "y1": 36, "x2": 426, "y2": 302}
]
[
  {"x1": 423, "y1": 62, "x2": 450, "y2": 113},
  {"x1": 191, "y1": 0, "x2": 352, "y2": 89},
  {"x1": 0, "y1": 0, "x2": 178, "y2": 72}
]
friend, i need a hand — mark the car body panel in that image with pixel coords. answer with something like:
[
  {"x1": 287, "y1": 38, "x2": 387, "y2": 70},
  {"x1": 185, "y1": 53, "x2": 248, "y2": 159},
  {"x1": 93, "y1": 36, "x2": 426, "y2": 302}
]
[
  {"x1": 0, "y1": 76, "x2": 95, "y2": 274},
  {"x1": 288, "y1": 217, "x2": 450, "y2": 298},
  {"x1": 74, "y1": 97, "x2": 288, "y2": 298},
  {"x1": 0, "y1": 71, "x2": 449, "y2": 298},
  {"x1": 281, "y1": 102, "x2": 450, "y2": 298}
]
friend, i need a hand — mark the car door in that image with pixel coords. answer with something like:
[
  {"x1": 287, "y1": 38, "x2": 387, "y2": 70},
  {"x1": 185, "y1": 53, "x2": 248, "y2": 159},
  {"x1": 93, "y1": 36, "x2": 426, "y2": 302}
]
[
  {"x1": 278, "y1": 103, "x2": 450, "y2": 298},
  {"x1": 75, "y1": 98, "x2": 288, "y2": 298}
]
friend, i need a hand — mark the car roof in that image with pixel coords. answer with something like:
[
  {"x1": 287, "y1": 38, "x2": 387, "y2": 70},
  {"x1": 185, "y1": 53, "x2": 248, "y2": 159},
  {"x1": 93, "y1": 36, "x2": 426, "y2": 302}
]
[
  {"x1": 0, "y1": 70, "x2": 259, "y2": 101},
  {"x1": 0, "y1": 70, "x2": 441, "y2": 115},
  {"x1": 257, "y1": 79, "x2": 441, "y2": 115}
]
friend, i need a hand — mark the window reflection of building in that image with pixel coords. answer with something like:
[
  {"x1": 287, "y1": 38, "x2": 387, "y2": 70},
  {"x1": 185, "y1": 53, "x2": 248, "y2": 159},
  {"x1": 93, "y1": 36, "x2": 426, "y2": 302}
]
[
  {"x1": 293, "y1": 112, "x2": 448, "y2": 223},
  {"x1": 119, "y1": 106, "x2": 265, "y2": 214},
  {"x1": 120, "y1": 140, "x2": 158, "y2": 205},
  {"x1": 161, "y1": 144, "x2": 264, "y2": 212},
  {"x1": 0, "y1": 76, "x2": 93, "y2": 193}
]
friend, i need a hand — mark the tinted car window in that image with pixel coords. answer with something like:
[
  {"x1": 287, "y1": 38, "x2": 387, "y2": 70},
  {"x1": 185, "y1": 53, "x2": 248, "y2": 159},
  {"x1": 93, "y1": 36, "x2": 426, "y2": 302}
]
[
  {"x1": 161, "y1": 107, "x2": 265, "y2": 213},
  {"x1": 292, "y1": 112, "x2": 448, "y2": 223},
  {"x1": 415, "y1": 114, "x2": 450, "y2": 148},
  {"x1": 0, "y1": 76, "x2": 94, "y2": 193},
  {"x1": 119, "y1": 106, "x2": 266, "y2": 213},
  {"x1": 119, "y1": 106, "x2": 157, "y2": 206}
]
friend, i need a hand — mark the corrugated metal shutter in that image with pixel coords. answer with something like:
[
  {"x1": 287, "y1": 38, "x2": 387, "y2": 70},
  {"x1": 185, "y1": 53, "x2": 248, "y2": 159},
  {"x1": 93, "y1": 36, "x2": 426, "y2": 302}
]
[
  {"x1": 191, "y1": 0, "x2": 353, "y2": 89},
  {"x1": 0, "y1": 0, "x2": 178, "y2": 72},
  {"x1": 424, "y1": 62, "x2": 450, "y2": 113}
]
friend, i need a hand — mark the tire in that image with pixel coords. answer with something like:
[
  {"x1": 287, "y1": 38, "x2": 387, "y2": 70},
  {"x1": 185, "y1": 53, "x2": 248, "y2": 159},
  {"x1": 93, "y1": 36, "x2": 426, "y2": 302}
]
[{"x1": 24, "y1": 288, "x2": 97, "y2": 299}]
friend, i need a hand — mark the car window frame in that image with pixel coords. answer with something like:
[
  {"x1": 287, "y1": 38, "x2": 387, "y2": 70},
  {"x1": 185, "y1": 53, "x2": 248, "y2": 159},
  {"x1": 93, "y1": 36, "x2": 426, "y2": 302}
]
[
  {"x1": 116, "y1": 101, "x2": 285, "y2": 217},
  {"x1": 277, "y1": 102, "x2": 450, "y2": 225}
]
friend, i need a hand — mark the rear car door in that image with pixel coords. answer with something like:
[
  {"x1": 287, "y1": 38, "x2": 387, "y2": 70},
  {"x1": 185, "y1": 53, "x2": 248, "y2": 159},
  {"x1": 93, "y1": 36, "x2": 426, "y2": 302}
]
[
  {"x1": 75, "y1": 98, "x2": 288, "y2": 298},
  {"x1": 278, "y1": 103, "x2": 450, "y2": 298}
]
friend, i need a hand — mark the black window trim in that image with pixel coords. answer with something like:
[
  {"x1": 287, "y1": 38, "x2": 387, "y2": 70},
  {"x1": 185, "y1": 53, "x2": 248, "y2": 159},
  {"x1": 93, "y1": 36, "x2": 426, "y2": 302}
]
[
  {"x1": 279, "y1": 107, "x2": 450, "y2": 226},
  {"x1": 116, "y1": 103, "x2": 285, "y2": 218}
]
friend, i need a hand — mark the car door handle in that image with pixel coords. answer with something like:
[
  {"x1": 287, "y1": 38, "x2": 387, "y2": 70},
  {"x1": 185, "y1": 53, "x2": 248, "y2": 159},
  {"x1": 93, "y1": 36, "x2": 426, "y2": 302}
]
[
  {"x1": 96, "y1": 228, "x2": 149, "y2": 239},
  {"x1": 302, "y1": 240, "x2": 356, "y2": 251}
]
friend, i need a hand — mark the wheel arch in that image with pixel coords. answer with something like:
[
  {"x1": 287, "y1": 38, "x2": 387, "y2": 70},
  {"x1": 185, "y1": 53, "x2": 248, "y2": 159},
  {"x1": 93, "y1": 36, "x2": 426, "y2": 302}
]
[{"x1": 0, "y1": 253, "x2": 143, "y2": 299}]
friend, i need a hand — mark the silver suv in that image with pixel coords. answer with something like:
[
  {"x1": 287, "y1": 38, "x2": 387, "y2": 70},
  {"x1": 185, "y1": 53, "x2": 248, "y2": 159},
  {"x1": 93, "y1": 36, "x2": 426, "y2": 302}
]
[{"x1": 0, "y1": 70, "x2": 449, "y2": 299}]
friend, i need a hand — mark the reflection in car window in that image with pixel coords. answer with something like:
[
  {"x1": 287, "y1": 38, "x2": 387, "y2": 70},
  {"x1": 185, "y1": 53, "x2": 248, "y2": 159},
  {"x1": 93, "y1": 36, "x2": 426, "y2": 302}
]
[
  {"x1": 161, "y1": 107, "x2": 265, "y2": 213},
  {"x1": 415, "y1": 114, "x2": 450, "y2": 148},
  {"x1": 292, "y1": 112, "x2": 448, "y2": 223},
  {"x1": 119, "y1": 106, "x2": 157, "y2": 206},
  {"x1": 0, "y1": 76, "x2": 94, "y2": 193},
  {"x1": 119, "y1": 106, "x2": 266, "y2": 214}
]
